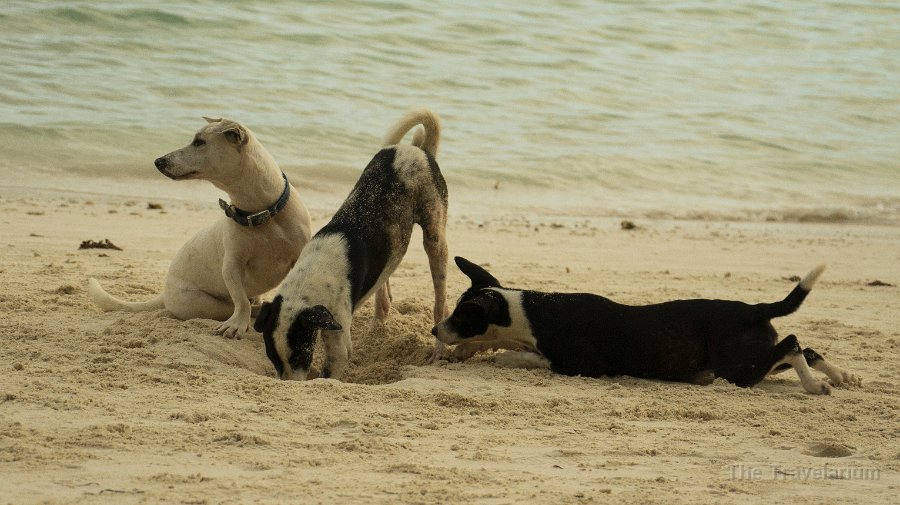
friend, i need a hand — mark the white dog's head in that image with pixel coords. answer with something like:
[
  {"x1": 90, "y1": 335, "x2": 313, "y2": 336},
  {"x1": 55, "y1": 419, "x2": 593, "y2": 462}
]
[{"x1": 154, "y1": 117, "x2": 253, "y2": 183}]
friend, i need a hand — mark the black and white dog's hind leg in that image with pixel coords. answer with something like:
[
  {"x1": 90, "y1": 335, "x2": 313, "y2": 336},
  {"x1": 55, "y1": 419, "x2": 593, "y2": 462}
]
[
  {"x1": 714, "y1": 332, "x2": 837, "y2": 395},
  {"x1": 766, "y1": 343, "x2": 859, "y2": 387},
  {"x1": 768, "y1": 335, "x2": 833, "y2": 394},
  {"x1": 422, "y1": 205, "x2": 450, "y2": 363},
  {"x1": 802, "y1": 347, "x2": 859, "y2": 386},
  {"x1": 374, "y1": 279, "x2": 392, "y2": 321}
]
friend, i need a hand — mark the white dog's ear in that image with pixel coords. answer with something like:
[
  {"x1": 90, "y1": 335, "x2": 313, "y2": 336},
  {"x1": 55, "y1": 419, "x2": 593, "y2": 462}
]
[
  {"x1": 203, "y1": 116, "x2": 222, "y2": 124},
  {"x1": 222, "y1": 124, "x2": 249, "y2": 146}
]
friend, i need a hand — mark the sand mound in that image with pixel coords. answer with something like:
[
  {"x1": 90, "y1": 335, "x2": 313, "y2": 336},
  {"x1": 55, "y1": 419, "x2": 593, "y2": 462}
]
[{"x1": 343, "y1": 299, "x2": 437, "y2": 384}]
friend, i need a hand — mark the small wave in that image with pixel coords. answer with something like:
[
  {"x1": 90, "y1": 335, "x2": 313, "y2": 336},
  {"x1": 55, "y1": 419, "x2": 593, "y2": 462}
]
[
  {"x1": 50, "y1": 7, "x2": 99, "y2": 24},
  {"x1": 45, "y1": 5, "x2": 194, "y2": 30},
  {"x1": 717, "y1": 134, "x2": 795, "y2": 153},
  {"x1": 39, "y1": 6, "x2": 191, "y2": 33},
  {"x1": 117, "y1": 9, "x2": 190, "y2": 26}
]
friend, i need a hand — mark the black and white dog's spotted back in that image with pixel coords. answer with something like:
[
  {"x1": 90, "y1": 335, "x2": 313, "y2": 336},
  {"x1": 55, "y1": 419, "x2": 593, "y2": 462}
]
[
  {"x1": 432, "y1": 257, "x2": 858, "y2": 394},
  {"x1": 254, "y1": 109, "x2": 449, "y2": 380}
]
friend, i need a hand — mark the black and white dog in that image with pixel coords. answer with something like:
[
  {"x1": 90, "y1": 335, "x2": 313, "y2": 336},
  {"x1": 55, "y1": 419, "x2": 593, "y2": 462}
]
[
  {"x1": 254, "y1": 109, "x2": 449, "y2": 380},
  {"x1": 432, "y1": 257, "x2": 858, "y2": 394}
]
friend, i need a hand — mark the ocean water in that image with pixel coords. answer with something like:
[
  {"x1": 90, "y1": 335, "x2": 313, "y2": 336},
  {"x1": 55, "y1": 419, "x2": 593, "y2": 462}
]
[{"x1": 1, "y1": 1, "x2": 898, "y2": 223}]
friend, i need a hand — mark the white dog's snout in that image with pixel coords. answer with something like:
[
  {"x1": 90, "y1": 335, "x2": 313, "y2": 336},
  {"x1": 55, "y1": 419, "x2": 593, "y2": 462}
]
[{"x1": 154, "y1": 156, "x2": 180, "y2": 179}]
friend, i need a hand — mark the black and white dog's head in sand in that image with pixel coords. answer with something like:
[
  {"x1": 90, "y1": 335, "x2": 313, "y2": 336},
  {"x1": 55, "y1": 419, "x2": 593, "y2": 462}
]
[
  {"x1": 254, "y1": 108, "x2": 449, "y2": 381},
  {"x1": 432, "y1": 257, "x2": 858, "y2": 394}
]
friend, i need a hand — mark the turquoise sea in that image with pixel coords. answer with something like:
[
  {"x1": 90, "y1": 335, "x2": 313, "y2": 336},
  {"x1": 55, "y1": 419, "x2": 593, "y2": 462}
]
[{"x1": 1, "y1": 1, "x2": 898, "y2": 222}]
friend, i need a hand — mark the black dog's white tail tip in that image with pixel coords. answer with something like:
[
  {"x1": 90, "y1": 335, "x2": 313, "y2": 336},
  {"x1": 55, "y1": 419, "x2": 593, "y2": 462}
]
[
  {"x1": 763, "y1": 264, "x2": 827, "y2": 320},
  {"x1": 800, "y1": 264, "x2": 826, "y2": 291}
]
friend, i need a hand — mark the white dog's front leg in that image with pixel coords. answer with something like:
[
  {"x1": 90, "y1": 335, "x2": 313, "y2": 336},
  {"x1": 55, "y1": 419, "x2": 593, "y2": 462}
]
[{"x1": 215, "y1": 254, "x2": 251, "y2": 339}]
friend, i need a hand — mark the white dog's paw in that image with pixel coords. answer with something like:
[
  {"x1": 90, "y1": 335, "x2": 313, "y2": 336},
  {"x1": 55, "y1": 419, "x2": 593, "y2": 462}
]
[{"x1": 215, "y1": 317, "x2": 249, "y2": 339}]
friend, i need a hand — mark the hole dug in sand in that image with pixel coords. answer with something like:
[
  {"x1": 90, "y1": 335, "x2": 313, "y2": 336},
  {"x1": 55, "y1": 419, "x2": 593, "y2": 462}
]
[{"x1": 803, "y1": 442, "x2": 855, "y2": 458}]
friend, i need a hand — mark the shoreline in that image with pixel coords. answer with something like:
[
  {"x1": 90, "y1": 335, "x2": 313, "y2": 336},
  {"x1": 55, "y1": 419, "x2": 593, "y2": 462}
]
[{"x1": 2, "y1": 163, "x2": 899, "y2": 227}]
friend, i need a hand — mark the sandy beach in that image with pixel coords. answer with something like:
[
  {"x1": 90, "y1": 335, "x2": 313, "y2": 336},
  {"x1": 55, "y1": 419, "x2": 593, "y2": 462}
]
[
  {"x1": 1, "y1": 178, "x2": 898, "y2": 504},
  {"x1": 3, "y1": 1, "x2": 899, "y2": 503}
]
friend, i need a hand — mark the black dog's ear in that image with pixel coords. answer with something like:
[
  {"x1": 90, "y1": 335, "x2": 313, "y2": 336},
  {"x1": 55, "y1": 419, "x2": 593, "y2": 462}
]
[
  {"x1": 457, "y1": 291, "x2": 511, "y2": 327},
  {"x1": 455, "y1": 256, "x2": 501, "y2": 289},
  {"x1": 254, "y1": 295, "x2": 282, "y2": 333},
  {"x1": 457, "y1": 300, "x2": 487, "y2": 318},
  {"x1": 474, "y1": 291, "x2": 511, "y2": 326},
  {"x1": 300, "y1": 305, "x2": 342, "y2": 331}
]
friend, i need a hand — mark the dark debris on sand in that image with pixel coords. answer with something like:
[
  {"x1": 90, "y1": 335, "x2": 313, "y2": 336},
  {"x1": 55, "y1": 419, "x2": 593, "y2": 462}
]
[{"x1": 79, "y1": 239, "x2": 122, "y2": 251}]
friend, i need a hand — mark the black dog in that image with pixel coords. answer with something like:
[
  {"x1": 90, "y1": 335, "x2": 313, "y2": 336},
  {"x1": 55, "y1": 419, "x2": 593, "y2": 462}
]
[{"x1": 431, "y1": 257, "x2": 857, "y2": 394}]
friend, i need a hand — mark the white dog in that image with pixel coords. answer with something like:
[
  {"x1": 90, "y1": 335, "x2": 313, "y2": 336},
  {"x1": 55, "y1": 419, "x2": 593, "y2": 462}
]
[{"x1": 89, "y1": 118, "x2": 312, "y2": 338}]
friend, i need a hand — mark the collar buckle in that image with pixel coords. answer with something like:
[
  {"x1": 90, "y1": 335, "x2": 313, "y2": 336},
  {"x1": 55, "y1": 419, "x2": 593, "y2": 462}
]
[
  {"x1": 218, "y1": 173, "x2": 290, "y2": 228},
  {"x1": 245, "y1": 209, "x2": 272, "y2": 227}
]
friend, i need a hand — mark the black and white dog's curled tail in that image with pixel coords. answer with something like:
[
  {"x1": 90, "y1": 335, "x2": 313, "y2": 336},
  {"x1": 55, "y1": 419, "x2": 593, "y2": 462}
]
[
  {"x1": 382, "y1": 108, "x2": 441, "y2": 158},
  {"x1": 762, "y1": 265, "x2": 826, "y2": 319}
]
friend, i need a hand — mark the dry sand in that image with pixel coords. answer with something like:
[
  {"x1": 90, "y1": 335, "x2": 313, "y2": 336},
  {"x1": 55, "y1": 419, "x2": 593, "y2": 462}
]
[{"x1": 1, "y1": 181, "x2": 899, "y2": 504}]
